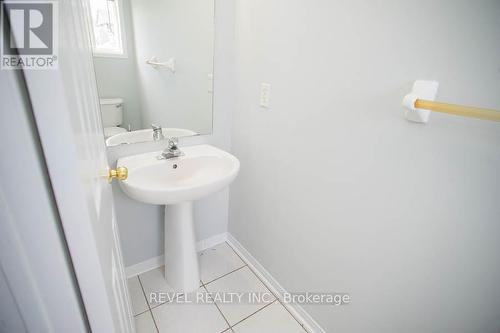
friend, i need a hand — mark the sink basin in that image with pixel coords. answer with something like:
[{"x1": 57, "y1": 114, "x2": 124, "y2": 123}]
[
  {"x1": 116, "y1": 144, "x2": 239, "y2": 292},
  {"x1": 118, "y1": 145, "x2": 239, "y2": 204},
  {"x1": 106, "y1": 127, "x2": 197, "y2": 146}
]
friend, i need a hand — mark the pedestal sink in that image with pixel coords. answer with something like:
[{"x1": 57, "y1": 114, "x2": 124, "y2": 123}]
[{"x1": 117, "y1": 145, "x2": 239, "y2": 292}]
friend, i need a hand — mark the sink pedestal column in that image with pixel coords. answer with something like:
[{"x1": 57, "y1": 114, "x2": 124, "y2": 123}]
[{"x1": 164, "y1": 202, "x2": 200, "y2": 292}]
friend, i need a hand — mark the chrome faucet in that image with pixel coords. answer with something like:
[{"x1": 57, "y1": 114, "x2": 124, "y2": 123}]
[
  {"x1": 152, "y1": 124, "x2": 164, "y2": 141},
  {"x1": 158, "y1": 137, "x2": 183, "y2": 160}
]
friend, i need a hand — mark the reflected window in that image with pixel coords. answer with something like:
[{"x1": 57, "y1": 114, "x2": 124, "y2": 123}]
[{"x1": 89, "y1": 0, "x2": 126, "y2": 57}]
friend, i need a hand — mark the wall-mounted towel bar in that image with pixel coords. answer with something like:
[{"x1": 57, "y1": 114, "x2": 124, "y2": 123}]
[
  {"x1": 146, "y1": 56, "x2": 175, "y2": 73},
  {"x1": 403, "y1": 80, "x2": 500, "y2": 123},
  {"x1": 414, "y1": 99, "x2": 500, "y2": 122}
]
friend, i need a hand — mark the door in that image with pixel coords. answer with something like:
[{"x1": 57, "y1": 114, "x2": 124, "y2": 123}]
[{"x1": 15, "y1": 0, "x2": 134, "y2": 332}]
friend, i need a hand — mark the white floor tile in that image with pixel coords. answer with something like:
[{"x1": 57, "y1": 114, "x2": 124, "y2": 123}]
[
  {"x1": 127, "y1": 276, "x2": 149, "y2": 316},
  {"x1": 134, "y1": 311, "x2": 157, "y2": 333},
  {"x1": 199, "y1": 243, "x2": 245, "y2": 284},
  {"x1": 151, "y1": 287, "x2": 228, "y2": 333},
  {"x1": 232, "y1": 302, "x2": 305, "y2": 333},
  {"x1": 139, "y1": 267, "x2": 175, "y2": 307},
  {"x1": 204, "y1": 266, "x2": 276, "y2": 326}
]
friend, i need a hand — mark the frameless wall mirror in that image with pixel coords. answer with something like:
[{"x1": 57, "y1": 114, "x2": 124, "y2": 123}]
[{"x1": 87, "y1": 0, "x2": 215, "y2": 147}]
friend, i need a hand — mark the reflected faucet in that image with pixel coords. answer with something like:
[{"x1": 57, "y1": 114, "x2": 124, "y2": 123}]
[
  {"x1": 152, "y1": 124, "x2": 164, "y2": 141},
  {"x1": 158, "y1": 137, "x2": 183, "y2": 160}
]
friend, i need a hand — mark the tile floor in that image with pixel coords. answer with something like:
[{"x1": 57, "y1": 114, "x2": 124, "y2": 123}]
[{"x1": 128, "y1": 242, "x2": 307, "y2": 333}]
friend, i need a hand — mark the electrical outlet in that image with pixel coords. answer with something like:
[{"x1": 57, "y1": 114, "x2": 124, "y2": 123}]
[{"x1": 260, "y1": 83, "x2": 271, "y2": 108}]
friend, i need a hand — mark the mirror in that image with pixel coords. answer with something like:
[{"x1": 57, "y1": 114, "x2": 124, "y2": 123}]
[{"x1": 88, "y1": 0, "x2": 215, "y2": 146}]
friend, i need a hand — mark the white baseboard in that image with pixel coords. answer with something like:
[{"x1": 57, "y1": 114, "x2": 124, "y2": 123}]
[
  {"x1": 125, "y1": 232, "x2": 228, "y2": 277},
  {"x1": 195, "y1": 232, "x2": 228, "y2": 253},
  {"x1": 227, "y1": 233, "x2": 326, "y2": 333},
  {"x1": 125, "y1": 255, "x2": 164, "y2": 278}
]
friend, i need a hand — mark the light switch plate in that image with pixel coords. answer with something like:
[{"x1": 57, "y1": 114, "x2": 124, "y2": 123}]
[{"x1": 260, "y1": 83, "x2": 271, "y2": 108}]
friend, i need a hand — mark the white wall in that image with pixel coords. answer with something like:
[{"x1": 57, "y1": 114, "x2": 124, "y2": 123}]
[
  {"x1": 93, "y1": 0, "x2": 143, "y2": 130},
  {"x1": 108, "y1": 0, "x2": 235, "y2": 267},
  {"x1": 229, "y1": 1, "x2": 500, "y2": 332},
  {"x1": 130, "y1": 0, "x2": 214, "y2": 134}
]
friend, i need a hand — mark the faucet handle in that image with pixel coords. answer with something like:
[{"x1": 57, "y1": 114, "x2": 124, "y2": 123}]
[
  {"x1": 168, "y1": 137, "x2": 179, "y2": 149},
  {"x1": 152, "y1": 124, "x2": 165, "y2": 141}
]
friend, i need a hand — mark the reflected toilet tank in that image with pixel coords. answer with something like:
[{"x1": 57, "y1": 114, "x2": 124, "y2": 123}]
[{"x1": 99, "y1": 98, "x2": 127, "y2": 138}]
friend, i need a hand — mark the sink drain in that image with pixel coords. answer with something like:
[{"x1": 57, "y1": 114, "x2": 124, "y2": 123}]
[{"x1": 172, "y1": 164, "x2": 178, "y2": 169}]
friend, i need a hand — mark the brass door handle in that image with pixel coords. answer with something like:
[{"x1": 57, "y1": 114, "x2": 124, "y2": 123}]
[{"x1": 108, "y1": 166, "x2": 128, "y2": 183}]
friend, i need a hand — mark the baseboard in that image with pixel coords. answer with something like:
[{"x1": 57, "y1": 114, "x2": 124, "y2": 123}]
[
  {"x1": 195, "y1": 232, "x2": 228, "y2": 253},
  {"x1": 125, "y1": 255, "x2": 164, "y2": 278},
  {"x1": 226, "y1": 233, "x2": 326, "y2": 333},
  {"x1": 125, "y1": 232, "x2": 228, "y2": 277}
]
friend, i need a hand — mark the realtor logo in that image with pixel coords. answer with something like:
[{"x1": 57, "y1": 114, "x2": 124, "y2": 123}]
[{"x1": 1, "y1": 1, "x2": 58, "y2": 69}]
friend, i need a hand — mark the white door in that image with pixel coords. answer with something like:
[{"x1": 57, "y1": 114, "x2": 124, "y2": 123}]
[{"x1": 18, "y1": 0, "x2": 134, "y2": 332}]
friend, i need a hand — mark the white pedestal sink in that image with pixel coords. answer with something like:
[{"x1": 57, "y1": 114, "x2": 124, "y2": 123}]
[{"x1": 117, "y1": 145, "x2": 239, "y2": 292}]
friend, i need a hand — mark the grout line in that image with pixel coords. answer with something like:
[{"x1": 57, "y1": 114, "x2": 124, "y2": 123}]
[
  {"x1": 200, "y1": 253, "x2": 274, "y2": 331},
  {"x1": 202, "y1": 284, "x2": 232, "y2": 332},
  {"x1": 137, "y1": 275, "x2": 160, "y2": 333},
  {"x1": 230, "y1": 299, "x2": 278, "y2": 329},
  {"x1": 149, "y1": 301, "x2": 165, "y2": 311},
  {"x1": 225, "y1": 241, "x2": 310, "y2": 333},
  {"x1": 147, "y1": 311, "x2": 159, "y2": 333},
  {"x1": 133, "y1": 308, "x2": 150, "y2": 317},
  {"x1": 137, "y1": 275, "x2": 153, "y2": 311},
  {"x1": 202, "y1": 264, "x2": 247, "y2": 287},
  {"x1": 225, "y1": 242, "x2": 278, "y2": 299},
  {"x1": 224, "y1": 241, "x2": 284, "y2": 326}
]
